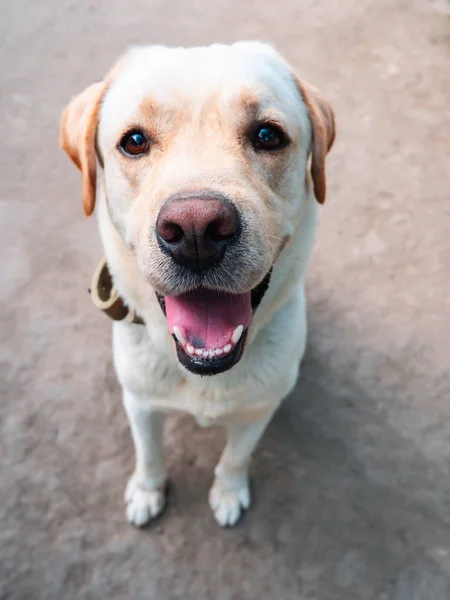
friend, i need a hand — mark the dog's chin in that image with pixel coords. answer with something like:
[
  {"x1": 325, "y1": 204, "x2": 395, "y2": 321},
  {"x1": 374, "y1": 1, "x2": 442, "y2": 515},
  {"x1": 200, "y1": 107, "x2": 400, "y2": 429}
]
[
  {"x1": 173, "y1": 328, "x2": 248, "y2": 376},
  {"x1": 155, "y1": 269, "x2": 272, "y2": 376}
]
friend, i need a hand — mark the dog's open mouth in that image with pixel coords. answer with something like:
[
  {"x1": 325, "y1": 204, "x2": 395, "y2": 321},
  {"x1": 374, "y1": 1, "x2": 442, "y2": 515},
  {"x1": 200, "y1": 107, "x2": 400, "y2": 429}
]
[{"x1": 156, "y1": 270, "x2": 271, "y2": 376}]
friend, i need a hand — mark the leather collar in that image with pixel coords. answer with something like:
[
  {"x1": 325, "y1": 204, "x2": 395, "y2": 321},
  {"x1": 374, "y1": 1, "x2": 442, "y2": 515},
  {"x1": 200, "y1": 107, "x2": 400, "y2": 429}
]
[{"x1": 90, "y1": 257, "x2": 145, "y2": 325}]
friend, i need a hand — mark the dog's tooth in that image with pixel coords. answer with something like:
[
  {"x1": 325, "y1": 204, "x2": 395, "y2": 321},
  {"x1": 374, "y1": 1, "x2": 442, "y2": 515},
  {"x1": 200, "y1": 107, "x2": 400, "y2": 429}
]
[
  {"x1": 231, "y1": 325, "x2": 244, "y2": 344},
  {"x1": 187, "y1": 345, "x2": 195, "y2": 355},
  {"x1": 195, "y1": 348, "x2": 203, "y2": 356},
  {"x1": 215, "y1": 348, "x2": 223, "y2": 356},
  {"x1": 208, "y1": 349, "x2": 215, "y2": 359},
  {"x1": 173, "y1": 326, "x2": 186, "y2": 346},
  {"x1": 223, "y1": 344, "x2": 232, "y2": 354}
]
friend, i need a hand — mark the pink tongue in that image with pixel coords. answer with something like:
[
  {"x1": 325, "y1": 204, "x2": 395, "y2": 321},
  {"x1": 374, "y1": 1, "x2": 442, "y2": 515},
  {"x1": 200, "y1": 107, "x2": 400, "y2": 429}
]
[{"x1": 165, "y1": 288, "x2": 252, "y2": 349}]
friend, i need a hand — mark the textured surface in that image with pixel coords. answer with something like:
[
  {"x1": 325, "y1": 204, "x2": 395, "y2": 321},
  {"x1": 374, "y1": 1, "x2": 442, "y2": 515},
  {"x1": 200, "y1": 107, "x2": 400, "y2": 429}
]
[{"x1": 1, "y1": 0, "x2": 450, "y2": 598}]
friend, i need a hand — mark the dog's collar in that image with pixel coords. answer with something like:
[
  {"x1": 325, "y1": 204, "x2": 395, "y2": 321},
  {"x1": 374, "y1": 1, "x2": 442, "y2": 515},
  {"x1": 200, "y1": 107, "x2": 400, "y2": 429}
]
[{"x1": 90, "y1": 257, "x2": 145, "y2": 325}]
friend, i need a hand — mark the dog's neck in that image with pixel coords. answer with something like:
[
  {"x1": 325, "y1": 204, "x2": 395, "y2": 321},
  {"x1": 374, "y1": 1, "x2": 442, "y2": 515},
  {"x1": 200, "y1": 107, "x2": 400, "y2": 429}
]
[{"x1": 96, "y1": 191, "x2": 165, "y2": 327}]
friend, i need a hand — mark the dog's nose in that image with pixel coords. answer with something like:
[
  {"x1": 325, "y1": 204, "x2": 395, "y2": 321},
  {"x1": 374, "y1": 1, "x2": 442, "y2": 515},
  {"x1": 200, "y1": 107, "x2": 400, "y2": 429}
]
[{"x1": 156, "y1": 195, "x2": 239, "y2": 272}]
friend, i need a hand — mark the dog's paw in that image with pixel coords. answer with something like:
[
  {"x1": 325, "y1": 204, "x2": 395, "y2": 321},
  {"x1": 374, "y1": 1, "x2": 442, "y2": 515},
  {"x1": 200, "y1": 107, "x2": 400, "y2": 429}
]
[
  {"x1": 209, "y1": 473, "x2": 251, "y2": 527},
  {"x1": 125, "y1": 474, "x2": 166, "y2": 527}
]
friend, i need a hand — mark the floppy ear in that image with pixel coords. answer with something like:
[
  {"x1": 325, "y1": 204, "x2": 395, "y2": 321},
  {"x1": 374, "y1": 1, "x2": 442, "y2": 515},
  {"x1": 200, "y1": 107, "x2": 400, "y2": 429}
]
[
  {"x1": 60, "y1": 82, "x2": 106, "y2": 216},
  {"x1": 295, "y1": 78, "x2": 335, "y2": 204}
]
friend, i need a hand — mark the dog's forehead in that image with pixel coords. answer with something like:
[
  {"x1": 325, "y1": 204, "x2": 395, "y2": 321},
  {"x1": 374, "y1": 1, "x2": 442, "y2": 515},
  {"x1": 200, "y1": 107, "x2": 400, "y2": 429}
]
[{"x1": 100, "y1": 43, "x2": 303, "y2": 135}]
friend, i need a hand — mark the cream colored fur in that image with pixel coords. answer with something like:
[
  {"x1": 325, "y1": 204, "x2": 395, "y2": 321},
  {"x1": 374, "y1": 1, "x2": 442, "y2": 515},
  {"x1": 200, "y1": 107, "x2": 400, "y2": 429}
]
[{"x1": 60, "y1": 41, "x2": 334, "y2": 527}]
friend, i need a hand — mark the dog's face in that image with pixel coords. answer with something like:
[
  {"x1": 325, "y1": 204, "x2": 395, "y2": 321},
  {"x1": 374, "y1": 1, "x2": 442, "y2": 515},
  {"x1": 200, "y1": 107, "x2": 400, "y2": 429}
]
[{"x1": 61, "y1": 42, "x2": 334, "y2": 376}]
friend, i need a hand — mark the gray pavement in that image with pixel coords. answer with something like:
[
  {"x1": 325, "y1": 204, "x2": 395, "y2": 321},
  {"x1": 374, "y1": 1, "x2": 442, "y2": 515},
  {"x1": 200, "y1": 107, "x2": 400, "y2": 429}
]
[{"x1": 1, "y1": 0, "x2": 450, "y2": 598}]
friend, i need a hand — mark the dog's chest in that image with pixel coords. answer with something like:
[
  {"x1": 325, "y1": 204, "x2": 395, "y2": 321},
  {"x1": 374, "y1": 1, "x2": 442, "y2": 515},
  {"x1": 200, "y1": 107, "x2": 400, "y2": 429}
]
[{"x1": 111, "y1": 320, "x2": 281, "y2": 422}]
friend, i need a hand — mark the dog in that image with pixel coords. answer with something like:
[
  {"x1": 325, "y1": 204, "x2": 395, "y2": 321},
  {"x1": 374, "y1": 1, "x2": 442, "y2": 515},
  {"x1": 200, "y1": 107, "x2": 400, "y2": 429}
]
[{"x1": 60, "y1": 41, "x2": 335, "y2": 527}]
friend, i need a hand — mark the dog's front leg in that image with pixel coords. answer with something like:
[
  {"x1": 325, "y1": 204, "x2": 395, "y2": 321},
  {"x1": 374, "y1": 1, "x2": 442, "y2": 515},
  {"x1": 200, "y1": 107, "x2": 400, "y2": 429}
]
[
  {"x1": 209, "y1": 410, "x2": 275, "y2": 527},
  {"x1": 123, "y1": 389, "x2": 167, "y2": 527}
]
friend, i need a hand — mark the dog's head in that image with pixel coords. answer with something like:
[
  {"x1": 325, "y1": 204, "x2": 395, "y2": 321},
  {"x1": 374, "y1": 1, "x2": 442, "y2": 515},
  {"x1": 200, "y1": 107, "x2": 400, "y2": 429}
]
[{"x1": 61, "y1": 42, "x2": 335, "y2": 376}]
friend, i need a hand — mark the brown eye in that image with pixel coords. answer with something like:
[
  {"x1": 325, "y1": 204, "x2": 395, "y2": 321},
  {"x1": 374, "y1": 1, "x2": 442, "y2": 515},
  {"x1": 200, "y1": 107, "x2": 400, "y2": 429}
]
[
  {"x1": 119, "y1": 130, "x2": 150, "y2": 156},
  {"x1": 253, "y1": 124, "x2": 286, "y2": 150}
]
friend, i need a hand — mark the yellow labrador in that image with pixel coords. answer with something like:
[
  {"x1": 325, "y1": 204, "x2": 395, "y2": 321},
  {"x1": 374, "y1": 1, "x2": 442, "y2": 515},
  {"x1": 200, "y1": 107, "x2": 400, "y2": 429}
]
[{"x1": 60, "y1": 42, "x2": 335, "y2": 527}]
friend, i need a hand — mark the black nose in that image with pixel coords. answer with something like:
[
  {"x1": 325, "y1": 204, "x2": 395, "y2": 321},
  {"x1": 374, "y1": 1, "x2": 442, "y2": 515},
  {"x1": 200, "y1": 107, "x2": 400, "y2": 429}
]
[{"x1": 156, "y1": 194, "x2": 240, "y2": 273}]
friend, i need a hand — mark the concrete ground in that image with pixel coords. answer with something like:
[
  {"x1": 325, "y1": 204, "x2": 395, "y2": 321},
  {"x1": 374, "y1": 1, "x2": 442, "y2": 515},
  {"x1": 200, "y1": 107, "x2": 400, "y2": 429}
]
[{"x1": 1, "y1": 0, "x2": 450, "y2": 598}]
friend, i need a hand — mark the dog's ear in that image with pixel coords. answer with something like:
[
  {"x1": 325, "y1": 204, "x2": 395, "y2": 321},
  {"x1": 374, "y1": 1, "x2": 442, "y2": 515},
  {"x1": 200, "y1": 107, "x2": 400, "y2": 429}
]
[
  {"x1": 295, "y1": 78, "x2": 335, "y2": 204},
  {"x1": 60, "y1": 82, "x2": 106, "y2": 216}
]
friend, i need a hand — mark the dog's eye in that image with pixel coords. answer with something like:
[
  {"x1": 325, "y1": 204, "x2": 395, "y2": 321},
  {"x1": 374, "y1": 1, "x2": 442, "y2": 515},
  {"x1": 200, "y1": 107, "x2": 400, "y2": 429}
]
[
  {"x1": 119, "y1": 130, "x2": 150, "y2": 156},
  {"x1": 253, "y1": 125, "x2": 286, "y2": 151}
]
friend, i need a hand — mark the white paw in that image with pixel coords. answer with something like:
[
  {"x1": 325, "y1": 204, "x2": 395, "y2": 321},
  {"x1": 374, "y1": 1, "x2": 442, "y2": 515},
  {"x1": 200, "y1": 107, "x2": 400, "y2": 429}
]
[
  {"x1": 209, "y1": 474, "x2": 251, "y2": 527},
  {"x1": 125, "y1": 474, "x2": 166, "y2": 527}
]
